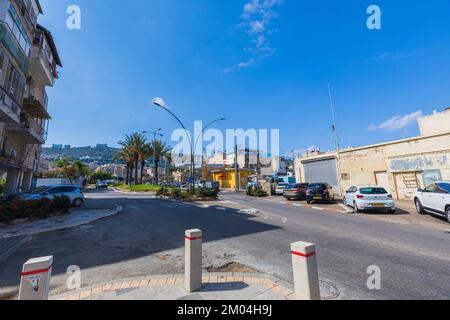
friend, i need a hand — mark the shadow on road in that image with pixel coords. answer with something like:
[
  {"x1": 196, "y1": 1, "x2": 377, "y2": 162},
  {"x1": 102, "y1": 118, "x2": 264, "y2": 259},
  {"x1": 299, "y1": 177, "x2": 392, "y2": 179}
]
[{"x1": 0, "y1": 192, "x2": 281, "y2": 289}]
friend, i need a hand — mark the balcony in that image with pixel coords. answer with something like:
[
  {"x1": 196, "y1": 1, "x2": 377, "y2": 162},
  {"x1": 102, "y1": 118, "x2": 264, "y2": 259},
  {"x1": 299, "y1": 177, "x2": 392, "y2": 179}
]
[
  {"x1": 6, "y1": 115, "x2": 46, "y2": 145},
  {"x1": 0, "y1": 86, "x2": 22, "y2": 123},
  {"x1": 29, "y1": 45, "x2": 55, "y2": 87},
  {"x1": 0, "y1": 23, "x2": 29, "y2": 75},
  {"x1": 23, "y1": 86, "x2": 51, "y2": 120}
]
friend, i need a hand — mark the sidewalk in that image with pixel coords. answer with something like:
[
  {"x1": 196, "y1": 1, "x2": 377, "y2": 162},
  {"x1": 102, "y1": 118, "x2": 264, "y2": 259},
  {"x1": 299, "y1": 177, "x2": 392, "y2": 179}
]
[
  {"x1": 0, "y1": 203, "x2": 122, "y2": 239},
  {"x1": 51, "y1": 273, "x2": 296, "y2": 301}
]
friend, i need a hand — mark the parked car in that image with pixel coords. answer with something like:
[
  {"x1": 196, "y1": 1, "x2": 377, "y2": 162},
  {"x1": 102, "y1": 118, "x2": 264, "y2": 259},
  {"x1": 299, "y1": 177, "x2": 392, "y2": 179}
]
[
  {"x1": 179, "y1": 184, "x2": 190, "y2": 192},
  {"x1": 283, "y1": 183, "x2": 309, "y2": 201},
  {"x1": 344, "y1": 186, "x2": 395, "y2": 214},
  {"x1": 96, "y1": 180, "x2": 108, "y2": 189},
  {"x1": 414, "y1": 181, "x2": 450, "y2": 223},
  {"x1": 275, "y1": 183, "x2": 289, "y2": 195},
  {"x1": 306, "y1": 183, "x2": 335, "y2": 204},
  {"x1": 20, "y1": 185, "x2": 85, "y2": 207}
]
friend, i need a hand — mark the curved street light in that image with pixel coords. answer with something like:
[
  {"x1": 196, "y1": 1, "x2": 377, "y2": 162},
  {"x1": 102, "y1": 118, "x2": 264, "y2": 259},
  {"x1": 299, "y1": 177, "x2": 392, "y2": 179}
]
[{"x1": 152, "y1": 97, "x2": 226, "y2": 190}]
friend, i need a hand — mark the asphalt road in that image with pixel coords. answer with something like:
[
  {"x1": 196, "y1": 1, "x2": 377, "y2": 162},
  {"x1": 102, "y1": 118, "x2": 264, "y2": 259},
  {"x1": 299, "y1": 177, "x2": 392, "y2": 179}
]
[{"x1": 1, "y1": 189, "x2": 449, "y2": 300}]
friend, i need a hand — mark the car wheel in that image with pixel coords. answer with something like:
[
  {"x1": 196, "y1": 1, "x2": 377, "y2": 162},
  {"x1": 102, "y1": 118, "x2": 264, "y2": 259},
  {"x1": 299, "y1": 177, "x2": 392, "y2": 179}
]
[
  {"x1": 307, "y1": 200, "x2": 312, "y2": 204},
  {"x1": 415, "y1": 199, "x2": 425, "y2": 215},
  {"x1": 446, "y1": 207, "x2": 450, "y2": 224},
  {"x1": 73, "y1": 198, "x2": 84, "y2": 207},
  {"x1": 354, "y1": 201, "x2": 362, "y2": 213}
]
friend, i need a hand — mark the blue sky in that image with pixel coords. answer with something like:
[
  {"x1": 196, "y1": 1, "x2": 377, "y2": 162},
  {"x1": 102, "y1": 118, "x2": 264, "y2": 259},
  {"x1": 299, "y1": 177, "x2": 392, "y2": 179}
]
[{"x1": 40, "y1": 0, "x2": 450, "y2": 156}]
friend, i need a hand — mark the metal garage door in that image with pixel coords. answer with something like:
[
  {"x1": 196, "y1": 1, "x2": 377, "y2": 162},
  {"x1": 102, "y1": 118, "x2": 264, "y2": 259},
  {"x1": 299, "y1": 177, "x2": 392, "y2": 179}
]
[{"x1": 303, "y1": 158, "x2": 339, "y2": 192}]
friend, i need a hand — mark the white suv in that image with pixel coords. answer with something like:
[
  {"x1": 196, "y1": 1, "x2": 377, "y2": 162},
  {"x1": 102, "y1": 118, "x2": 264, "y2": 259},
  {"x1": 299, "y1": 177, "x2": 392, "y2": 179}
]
[{"x1": 414, "y1": 181, "x2": 450, "y2": 223}]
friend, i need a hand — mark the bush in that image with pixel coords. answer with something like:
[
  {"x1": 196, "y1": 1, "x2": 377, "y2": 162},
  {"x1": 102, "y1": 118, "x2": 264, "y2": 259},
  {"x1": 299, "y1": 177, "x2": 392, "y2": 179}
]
[
  {"x1": 195, "y1": 188, "x2": 219, "y2": 199},
  {"x1": 53, "y1": 195, "x2": 71, "y2": 214},
  {"x1": 0, "y1": 197, "x2": 71, "y2": 224},
  {"x1": 247, "y1": 187, "x2": 268, "y2": 197}
]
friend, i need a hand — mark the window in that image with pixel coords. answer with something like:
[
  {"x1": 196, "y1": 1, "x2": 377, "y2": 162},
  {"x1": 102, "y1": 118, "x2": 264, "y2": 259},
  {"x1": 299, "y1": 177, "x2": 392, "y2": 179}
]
[
  {"x1": 48, "y1": 187, "x2": 64, "y2": 195},
  {"x1": 0, "y1": 51, "x2": 4, "y2": 87},
  {"x1": 359, "y1": 187, "x2": 388, "y2": 195},
  {"x1": 5, "y1": 3, "x2": 31, "y2": 57},
  {"x1": 4, "y1": 64, "x2": 26, "y2": 103},
  {"x1": 438, "y1": 183, "x2": 450, "y2": 194},
  {"x1": 424, "y1": 184, "x2": 438, "y2": 193}
]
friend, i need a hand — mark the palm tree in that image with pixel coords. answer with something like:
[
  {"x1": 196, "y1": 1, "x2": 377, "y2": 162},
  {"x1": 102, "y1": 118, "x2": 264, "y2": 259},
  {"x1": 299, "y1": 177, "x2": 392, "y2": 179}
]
[
  {"x1": 139, "y1": 143, "x2": 152, "y2": 184},
  {"x1": 148, "y1": 140, "x2": 172, "y2": 185},
  {"x1": 115, "y1": 148, "x2": 134, "y2": 185},
  {"x1": 118, "y1": 133, "x2": 147, "y2": 185}
]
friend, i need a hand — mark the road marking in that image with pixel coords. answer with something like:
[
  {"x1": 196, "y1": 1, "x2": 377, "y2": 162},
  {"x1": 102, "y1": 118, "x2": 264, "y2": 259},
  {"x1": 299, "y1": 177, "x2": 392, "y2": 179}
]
[
  {"x1": 312, "y1": 207, "x2": 324, "y2": 211},
  {"x1": 127, "y1": 205, "x2": 142, "y2": 211},
  {"x1": 339, "y1": 204, "x2": 354, "y2": 213}
]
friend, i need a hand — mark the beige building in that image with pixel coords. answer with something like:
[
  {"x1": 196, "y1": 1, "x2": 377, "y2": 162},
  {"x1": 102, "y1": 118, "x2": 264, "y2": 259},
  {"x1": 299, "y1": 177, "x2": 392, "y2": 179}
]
[
  {"x1": 0, "y1": 0, "x2": 61, "y2": 194},
  {"x1": 295, "y1": 110, "x2": 450, "y2": 199}
]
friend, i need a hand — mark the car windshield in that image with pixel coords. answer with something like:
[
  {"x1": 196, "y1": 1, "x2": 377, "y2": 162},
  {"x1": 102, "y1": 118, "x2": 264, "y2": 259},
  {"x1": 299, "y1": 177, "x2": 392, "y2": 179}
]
[
  {"x1": 309, "y1": 184, "x2": 325, "y2": 190},
  {"x1": 359, "y1": 187, "x2": 388, "y2": 194},
  {"x1": 29, "y1": 186, "x2": 51, "y2": 194}
]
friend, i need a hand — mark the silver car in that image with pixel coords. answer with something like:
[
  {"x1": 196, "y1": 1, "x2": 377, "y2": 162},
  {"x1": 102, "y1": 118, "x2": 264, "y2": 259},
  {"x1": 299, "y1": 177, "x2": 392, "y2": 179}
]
[{"x1": 20, "y1": 185, "x2": 85, "y2": 207}]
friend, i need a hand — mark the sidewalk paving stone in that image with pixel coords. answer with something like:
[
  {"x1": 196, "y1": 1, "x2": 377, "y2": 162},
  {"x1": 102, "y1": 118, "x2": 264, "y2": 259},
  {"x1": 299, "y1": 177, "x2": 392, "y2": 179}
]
[{"x1": 51, "y1": 273, "x2": 295, "y2": 301}]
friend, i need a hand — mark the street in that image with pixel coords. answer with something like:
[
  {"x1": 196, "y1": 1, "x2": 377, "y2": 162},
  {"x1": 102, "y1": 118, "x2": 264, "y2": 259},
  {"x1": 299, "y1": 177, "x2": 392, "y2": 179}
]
[{"x1": 1, "y1": 189, "x2": 449, "y2": 300}]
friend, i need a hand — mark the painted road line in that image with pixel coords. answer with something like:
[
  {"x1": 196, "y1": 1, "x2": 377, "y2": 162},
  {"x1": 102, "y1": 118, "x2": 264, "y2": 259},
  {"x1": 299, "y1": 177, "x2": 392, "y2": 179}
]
[
  {"x1": 339, "y1": 204, "x2": 354, "y2": 213},
  {"x1": 311, "y1": 207, "x2": 324, "y2": 211},
  {"x1": 127, "y1": 205, "x2": 142, "y2": 211}
]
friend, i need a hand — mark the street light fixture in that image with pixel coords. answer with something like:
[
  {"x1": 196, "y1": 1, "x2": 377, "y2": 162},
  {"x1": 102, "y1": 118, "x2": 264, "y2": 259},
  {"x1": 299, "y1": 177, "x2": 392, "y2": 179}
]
[
  {"x1": 142, "y1": 129, "x2": 164, "y2": 185},
  {"x1": 152, "y1": 97, "x2": 227, "y2": 191}
]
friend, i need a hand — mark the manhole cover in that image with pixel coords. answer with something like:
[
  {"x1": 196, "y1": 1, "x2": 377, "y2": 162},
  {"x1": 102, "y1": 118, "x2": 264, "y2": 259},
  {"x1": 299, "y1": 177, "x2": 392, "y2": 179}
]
[{"x1": 319, "y1": 280, "x2": 340, "y2": 300}]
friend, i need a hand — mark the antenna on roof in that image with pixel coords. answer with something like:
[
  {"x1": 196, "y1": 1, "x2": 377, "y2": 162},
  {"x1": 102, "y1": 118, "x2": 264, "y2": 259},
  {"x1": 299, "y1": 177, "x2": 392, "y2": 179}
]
[{"x1": 328, "y1": 84, "x2": 341, "y2": 153}]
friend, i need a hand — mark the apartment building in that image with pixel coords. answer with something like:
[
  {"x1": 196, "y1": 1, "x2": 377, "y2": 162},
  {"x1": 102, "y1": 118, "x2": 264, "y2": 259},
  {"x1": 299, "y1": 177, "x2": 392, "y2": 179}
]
[
  {"x1": 208, "y1": 149, "x2": 291, "y2": 178},
  {"x1": 0, "y1": 0, "x2": 61, "y2": 194}
]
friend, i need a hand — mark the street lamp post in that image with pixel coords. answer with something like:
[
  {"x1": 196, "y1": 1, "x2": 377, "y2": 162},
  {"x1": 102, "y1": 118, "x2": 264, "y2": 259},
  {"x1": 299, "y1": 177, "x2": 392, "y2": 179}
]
[
  {"x1": 143, "y1": 129, "x2": 163, "y2": 185},
  {"x1": 152, "y1": 98, "x2": 226, "y2": 191}
]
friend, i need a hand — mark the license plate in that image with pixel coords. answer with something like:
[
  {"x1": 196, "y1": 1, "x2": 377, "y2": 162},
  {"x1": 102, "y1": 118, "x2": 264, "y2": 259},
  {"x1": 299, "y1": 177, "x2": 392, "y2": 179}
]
[
  {"x1": 314, "y1": 197, "x2": 322, "y2": 200},
  {"x1": 371, "y1": 203, "x2": 385, "y2": 207}
]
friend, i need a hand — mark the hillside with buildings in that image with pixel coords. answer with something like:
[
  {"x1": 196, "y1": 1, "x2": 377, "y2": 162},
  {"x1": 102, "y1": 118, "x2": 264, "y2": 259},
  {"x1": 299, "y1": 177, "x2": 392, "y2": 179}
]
[{"x1": 41, "y1": 144, "x2": 120, "y2": 165}]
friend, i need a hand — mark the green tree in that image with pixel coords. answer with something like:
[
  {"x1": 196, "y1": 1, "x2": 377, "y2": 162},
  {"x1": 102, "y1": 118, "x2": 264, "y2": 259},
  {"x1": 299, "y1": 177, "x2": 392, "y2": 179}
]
[
  {"x1": 53, "y1": 158, "x2": 89, "y2": 184},
  {"x1": 118, "y1": 133, "x2": 147, "y2": 185},
  {"x1": 89, "y1": 171, "x2": 114, "y2": 183},
  {"x1": 148, "y1": 140, "x2": 172, "y2": 185}
]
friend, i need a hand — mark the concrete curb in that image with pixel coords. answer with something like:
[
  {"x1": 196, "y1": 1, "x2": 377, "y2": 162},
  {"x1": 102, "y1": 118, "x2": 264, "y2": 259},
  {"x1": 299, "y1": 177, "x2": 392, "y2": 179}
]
[
  {"x1": 0, "y1": 205, "x2": 123, "y2": 239},
  {"x1": 112, "y1": 187, "x2": 157, "y2": 195},
  {"x1": 50, "y1": 272, "x2": 296, "y2": 301}
]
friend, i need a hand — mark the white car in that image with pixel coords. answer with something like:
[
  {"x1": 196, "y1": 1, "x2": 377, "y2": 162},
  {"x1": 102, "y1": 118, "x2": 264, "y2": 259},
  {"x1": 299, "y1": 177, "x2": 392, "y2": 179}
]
[
  {"x1": 344, "y1": 186, "x2": 396, "y2": 214},
  {"x1": 275, "y1": 183, "x2": 288, "y2": 195},
  {"x1": 20, "y1": 185, "x2": 85, "y2": 207},
  {"x1": 414, "y1": 181, "x2": 450, "y2": 223}
]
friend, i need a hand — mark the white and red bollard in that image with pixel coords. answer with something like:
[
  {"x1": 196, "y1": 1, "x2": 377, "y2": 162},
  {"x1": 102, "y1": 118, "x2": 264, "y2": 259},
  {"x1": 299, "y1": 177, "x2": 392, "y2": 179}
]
[
  {"x1": 18, "y1": 256, "x2": 53, "y2": 300},
  {"x1": 185, "y1": 229, "x2": 203, "y2": 293},
  {"x1": 291, "y1": 241, "x2": 321, "y2": 300}
]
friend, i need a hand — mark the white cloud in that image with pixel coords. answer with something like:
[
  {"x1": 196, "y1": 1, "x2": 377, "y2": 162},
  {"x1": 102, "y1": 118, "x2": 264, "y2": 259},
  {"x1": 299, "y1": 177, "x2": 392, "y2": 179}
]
[
  {"x1": 368, "y1": 111, "x2": 423, "y2": 132},
  {"x1": 249, "y1": 20, "x2": 265, "y2": 34},
  {"x1": 224, "y1": 0, "x2": 282, "y2": 73},
  {"x1": 223, "y1": 58, "x2": 255, "y2": 74}
]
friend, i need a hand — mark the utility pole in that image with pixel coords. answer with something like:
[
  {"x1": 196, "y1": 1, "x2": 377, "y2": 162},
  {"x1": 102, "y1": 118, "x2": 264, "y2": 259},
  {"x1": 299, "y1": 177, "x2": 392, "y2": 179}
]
[
  {"x1": 234, "y1": 145, "x2": 239, "y2": 192},
  {"x1": 328, "y1": 84, "x2": 344, "y2": 196}
]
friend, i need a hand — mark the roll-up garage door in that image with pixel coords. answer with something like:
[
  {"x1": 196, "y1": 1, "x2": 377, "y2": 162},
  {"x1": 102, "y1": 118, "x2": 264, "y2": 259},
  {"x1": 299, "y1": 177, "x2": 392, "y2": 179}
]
[{"x1": 303, "y1": 158, "x2": 339, "y2": 191}]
